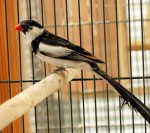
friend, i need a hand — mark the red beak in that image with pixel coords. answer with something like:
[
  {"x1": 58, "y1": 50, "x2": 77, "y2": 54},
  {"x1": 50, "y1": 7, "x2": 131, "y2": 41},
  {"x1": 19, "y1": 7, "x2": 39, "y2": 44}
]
[{"x1": 15, "y1": 24, "x2": 23, "y2": 31}]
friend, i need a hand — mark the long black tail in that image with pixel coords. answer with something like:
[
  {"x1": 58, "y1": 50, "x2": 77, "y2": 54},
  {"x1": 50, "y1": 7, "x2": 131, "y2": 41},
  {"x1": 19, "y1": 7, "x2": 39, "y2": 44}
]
[{"x1": 90, "y1": 63, "x2": 150, "y2": 124}]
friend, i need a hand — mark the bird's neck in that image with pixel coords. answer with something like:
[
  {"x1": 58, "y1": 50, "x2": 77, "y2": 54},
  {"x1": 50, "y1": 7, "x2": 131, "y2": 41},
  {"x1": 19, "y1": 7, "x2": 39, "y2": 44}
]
[{"x1": 26, "y1": 28, "x2": 44, "y2": 43}]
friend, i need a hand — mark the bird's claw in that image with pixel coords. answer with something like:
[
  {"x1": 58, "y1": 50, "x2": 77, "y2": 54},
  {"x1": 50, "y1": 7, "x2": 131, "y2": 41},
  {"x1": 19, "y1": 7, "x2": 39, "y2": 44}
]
[
  {"x1": 120, "y1": 98, "x2": 129, "y2": 109},
  {"x1": 52, "y1": 67, "x2": 68, "y2": 74},
  {"x1": 120, "y1": 97, "x2": 137, "y2": 112}
]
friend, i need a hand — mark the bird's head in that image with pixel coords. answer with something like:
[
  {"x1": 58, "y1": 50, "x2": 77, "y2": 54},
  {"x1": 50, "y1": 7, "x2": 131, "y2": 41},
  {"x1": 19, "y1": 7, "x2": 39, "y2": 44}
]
[{"x1": 15, "y1": 20, "x2": 44, "y2": 42}]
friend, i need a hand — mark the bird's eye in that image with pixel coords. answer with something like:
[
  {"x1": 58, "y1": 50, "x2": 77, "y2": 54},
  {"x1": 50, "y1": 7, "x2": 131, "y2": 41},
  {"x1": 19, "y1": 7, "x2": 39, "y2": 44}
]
[
  {"x1": 25, "y1": 24, "x2": 29, "y2": 29},
  {"x1": 21, "y1": 25, "x2": 25, "y2": 29},
  {"x1": 25, "y1": 24, "x2": 32, "y2": 30}
]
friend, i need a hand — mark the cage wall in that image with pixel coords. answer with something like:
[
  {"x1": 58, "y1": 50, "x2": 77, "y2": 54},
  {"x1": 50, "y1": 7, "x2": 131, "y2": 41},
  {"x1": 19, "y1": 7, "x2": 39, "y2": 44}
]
[{"x1": 0, "y1": 0, "x2": 150, "y2": 133}]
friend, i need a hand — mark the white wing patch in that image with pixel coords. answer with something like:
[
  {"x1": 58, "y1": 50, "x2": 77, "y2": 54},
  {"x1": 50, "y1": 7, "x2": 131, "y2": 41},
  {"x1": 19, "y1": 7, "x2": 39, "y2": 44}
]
[{"x1": 39, "y1": 42, "x2": 73, "y2": 57}]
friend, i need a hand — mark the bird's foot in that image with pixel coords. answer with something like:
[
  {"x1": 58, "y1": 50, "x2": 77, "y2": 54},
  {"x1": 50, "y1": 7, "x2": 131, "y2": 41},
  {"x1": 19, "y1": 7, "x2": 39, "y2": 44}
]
[
  {"x1": 52, "y1": 67, "x2": 68, "y2": 74},
  {"x1": 120, "y1": 98, "x2": 129, "y2": 108},
  {"x1": 120, "y1": 97, "x2": 137, "y2": 112}
]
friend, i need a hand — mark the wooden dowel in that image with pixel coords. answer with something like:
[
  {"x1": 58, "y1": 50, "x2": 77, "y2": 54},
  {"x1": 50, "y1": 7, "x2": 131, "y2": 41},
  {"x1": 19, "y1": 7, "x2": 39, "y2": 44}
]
[{"x1": 0, "y1": 68, "x2": 80, "y2": 130}]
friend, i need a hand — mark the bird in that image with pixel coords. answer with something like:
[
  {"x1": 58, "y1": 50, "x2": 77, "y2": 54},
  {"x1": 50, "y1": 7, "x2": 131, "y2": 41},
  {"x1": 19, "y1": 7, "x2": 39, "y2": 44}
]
[{"x1": 15, "y1": 20, "x2": 150, "y2": 123}]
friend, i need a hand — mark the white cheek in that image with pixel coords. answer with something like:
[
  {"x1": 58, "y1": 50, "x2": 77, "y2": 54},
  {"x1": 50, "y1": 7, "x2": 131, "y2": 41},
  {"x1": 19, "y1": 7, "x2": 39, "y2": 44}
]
[{"x1": 26, "y1": 27, "x2": 44, "y2": 43}]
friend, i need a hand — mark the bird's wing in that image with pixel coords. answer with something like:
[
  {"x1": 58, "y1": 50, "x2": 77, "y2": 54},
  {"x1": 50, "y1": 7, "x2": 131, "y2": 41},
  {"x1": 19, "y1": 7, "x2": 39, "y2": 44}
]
[
  {"x1": 39, "y1": 31, "x2": 104, "y2": 64},
  {"x1": 39, "y1": 42, "x2": 74, "y2": 57}
]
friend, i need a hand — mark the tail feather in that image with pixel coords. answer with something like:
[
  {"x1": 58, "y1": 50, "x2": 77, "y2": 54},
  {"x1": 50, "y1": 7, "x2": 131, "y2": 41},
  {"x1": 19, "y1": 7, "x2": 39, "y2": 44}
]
[{"x1": 90, "y1": 63, "x2": 150, "y2": 124}]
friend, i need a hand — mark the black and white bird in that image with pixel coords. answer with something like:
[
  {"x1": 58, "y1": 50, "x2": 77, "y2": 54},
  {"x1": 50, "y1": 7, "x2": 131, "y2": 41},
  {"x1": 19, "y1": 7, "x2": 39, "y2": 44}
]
[{"x1": 15, "y1": 20, "x2": 150, "y2": 123}]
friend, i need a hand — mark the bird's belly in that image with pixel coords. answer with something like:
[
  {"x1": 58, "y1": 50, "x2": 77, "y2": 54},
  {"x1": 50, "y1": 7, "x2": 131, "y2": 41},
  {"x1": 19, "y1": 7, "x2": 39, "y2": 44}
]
[{"x1": 37, "y1": 52, "x2": 91, "y2": 69}]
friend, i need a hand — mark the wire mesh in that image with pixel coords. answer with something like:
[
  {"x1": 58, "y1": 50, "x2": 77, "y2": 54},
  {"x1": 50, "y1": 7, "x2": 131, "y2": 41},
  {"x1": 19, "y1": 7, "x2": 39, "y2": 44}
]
[{"x1": 1, "y1": 0, "x2": 150, "y2": 133}]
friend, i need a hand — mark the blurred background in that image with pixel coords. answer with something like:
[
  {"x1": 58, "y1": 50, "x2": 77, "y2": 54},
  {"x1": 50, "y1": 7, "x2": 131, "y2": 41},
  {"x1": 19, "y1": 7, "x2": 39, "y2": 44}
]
[{"x1": 0, "y1": 0, "x2": 150, "y2": 133}]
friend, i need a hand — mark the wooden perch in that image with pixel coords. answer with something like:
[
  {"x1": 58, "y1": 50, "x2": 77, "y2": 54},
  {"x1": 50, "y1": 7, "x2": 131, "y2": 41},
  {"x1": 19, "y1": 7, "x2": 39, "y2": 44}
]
[{"x1": 0, "y1": 68, "x2": 80, "y2": 130}]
